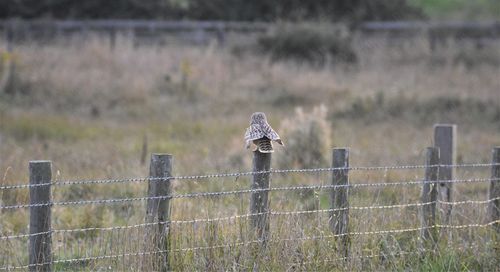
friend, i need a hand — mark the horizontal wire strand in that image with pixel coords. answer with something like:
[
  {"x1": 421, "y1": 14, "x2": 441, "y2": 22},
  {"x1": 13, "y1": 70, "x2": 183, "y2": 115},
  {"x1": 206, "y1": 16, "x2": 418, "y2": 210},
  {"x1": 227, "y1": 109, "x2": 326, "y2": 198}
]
[
  {"x1": 1, "y1": 177, "x2": 497, "y2": 210},
  {"x1": 1, "y1": 162, "x2": 498, "y2": 190},
  {"x1": 3, "y1": 221, "x2": 497, "y2": 270},
  {"x1": 170, "y1": 220, "x2": 500, "y2": 252},
  {"x1": 2, "y1": 197, "x2": 498, "y2": 240},
  {"x1": 290, "y1": 244, "x2": 482, "y2": 266}
]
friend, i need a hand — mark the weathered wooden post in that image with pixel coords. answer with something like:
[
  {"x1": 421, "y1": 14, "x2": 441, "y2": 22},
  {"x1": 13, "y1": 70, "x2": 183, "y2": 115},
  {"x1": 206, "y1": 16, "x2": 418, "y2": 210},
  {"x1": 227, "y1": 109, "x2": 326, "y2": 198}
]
[
  {"x1": 421, "y1": 147, "x2": 439, "y2": 249},
  {"x1": 250, "y1": 151, "x2": 271, "y2": 241},
  {"x1": 29, "y1": 161, "x2": 52, "y2": 272},
  {"x1": 145, "y1": 154, "x2": 172, "y2": 272},
  {"x1": 490, "y1": 147, "x2": 500, "y2": 234},
  {"x1": 434, "y1": 124, "x2": 456, "y2": 225},
  {"x1": 330, "y1": 148, "x2": 350, "y2": 258}
]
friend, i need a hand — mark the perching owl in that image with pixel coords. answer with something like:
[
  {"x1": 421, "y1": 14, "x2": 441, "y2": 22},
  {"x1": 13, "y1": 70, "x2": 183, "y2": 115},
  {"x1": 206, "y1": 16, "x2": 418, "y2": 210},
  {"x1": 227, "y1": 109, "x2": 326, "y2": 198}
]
[{"x1": 244, "y1": 112, "x2": 284, "y2": 153}]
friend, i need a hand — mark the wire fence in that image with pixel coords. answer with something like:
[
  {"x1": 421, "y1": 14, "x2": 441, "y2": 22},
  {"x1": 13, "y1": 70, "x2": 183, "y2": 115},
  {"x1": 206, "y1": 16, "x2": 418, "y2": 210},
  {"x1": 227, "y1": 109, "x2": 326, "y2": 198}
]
[
  {"x1": 1, "y1": 19, "x2": 499, "y2": 47},
  {"x1": 1, "y1": 162, "x2": 497, "y2": 191},
  {"x1": 0, "y1": 176, "x2": 498, "y2": 210},
  {"x1": 2, "y1": 220, "x2": 498, "y2": 270},
  {"x1": 1, "y1": 157, "x2": 499, "y2": 271},
  {"x1": 2, "y1": 197, "x2": 499, "y2": 241}
]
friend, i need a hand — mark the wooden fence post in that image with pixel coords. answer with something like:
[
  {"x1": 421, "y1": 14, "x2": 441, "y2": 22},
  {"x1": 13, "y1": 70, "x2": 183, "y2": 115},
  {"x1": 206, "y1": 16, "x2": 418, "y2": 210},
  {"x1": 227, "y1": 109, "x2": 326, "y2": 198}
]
[
  {"x1": 434, "y1": 124, "x2": 456, "y2": 225},
  {"x1": 490, "y1": 147, "x2": 500, "y2": 234},
  {"x1": 140, "y1": 134, "x2": 148, "y2": 166},
  {"x1": 421, "y1": 147, "x2": 439, "y2": 248},
  {"x1": 145, "y1": 154, "x2": 172, "y2": 272},
  {"x1": 250, "y1": 151, "x2": 271, "y2": 241},
  {"x1": 330, "y1": 148, "x2": 350, "y2": 258},
  {"x1": 29, "y1": 161, "x2": 52, "y2": 272},
  {"x1": 0, "y1": 20, "x2": 15, "y2": 95},
  {"x1": 109, "y1": 29, "x2": 117, "y2": 50}
]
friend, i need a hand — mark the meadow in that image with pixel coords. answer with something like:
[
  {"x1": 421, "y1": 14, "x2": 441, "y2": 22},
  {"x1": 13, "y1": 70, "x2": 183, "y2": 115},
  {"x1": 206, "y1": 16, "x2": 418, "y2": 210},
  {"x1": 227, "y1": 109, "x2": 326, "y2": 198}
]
[
  {"x1": 0, "y1": 30, "x2": 499, "y2": 270},
  {"x1": 410, "y1": 0, "x2": 500, "y2": 20}
]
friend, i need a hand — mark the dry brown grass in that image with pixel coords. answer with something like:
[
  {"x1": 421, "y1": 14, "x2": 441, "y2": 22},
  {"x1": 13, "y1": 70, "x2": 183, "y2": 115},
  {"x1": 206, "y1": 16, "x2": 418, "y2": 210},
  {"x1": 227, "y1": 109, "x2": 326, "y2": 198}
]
[{"x1": 0, "y1": 32, "x2": 499, "y2": 270}]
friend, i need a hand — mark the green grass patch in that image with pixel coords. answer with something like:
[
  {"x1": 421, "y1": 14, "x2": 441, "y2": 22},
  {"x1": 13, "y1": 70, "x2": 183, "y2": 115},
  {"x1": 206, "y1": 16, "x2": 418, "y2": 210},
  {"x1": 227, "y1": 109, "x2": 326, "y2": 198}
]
[
  {"x1": 410, "y1": 0, "x2": 500, "y2": 19},
  {"x1": 333, "y1": 94, "x2": 500, "y2": 130},
  {"x1": 0, "y1": 113, "x2": 106, "y2": 142}
]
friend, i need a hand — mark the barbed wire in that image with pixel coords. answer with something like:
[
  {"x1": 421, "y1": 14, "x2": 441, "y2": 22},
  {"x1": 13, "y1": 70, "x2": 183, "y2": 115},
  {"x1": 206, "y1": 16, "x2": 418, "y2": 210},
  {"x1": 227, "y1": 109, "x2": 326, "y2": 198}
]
[
  {"x1": 0, "y1": 249, "x2": 171, "y2": 270},
  {"x1": 290, "y1": 250, "x2": 417, "y2": 267},
  {"x1": 290, "y1": 244, "x2": 482, "y2": 266},
  {"x1": 1, "y1": 177, "x2": 497, "y2": 210},
  {"x1": 0, "y1": 248, "x2": 439, "y2": 270},
  {"x1": 1, "y1": 162, "x2": 498, "y2": 190},
  {"x1": 0, "y1": 220, "x2": 500, "y2": 270},
  {"x1": 2, "y1": 197, "x2": 498, "y2": 240},
  {"x1": 171, "y1": 220, "x2": 500, "y2": 252},
  {"x1": 2, "y1": 220, "x2": 496, "y2": 270},
  {"x1": 3, "y1": 244, "x2": 486, "y2": 271}
]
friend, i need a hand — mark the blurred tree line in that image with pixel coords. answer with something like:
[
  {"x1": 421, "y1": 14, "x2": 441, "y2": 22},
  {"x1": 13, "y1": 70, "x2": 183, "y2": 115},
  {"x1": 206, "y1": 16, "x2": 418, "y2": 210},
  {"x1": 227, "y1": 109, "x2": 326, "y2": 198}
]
[{"x1": 0, "y1": 0, "x2": 423, "y2": 21}]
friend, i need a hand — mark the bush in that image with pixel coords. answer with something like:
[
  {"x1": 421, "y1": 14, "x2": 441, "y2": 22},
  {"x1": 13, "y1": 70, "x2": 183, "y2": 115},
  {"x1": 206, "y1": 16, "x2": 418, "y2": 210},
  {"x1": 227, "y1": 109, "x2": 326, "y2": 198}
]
[
  {"x1": 257, "y1": 23, "x2": 357, "y2": 65},
  {"x1": 278, "y1": 105, "x2": 331, "y2": 169}
]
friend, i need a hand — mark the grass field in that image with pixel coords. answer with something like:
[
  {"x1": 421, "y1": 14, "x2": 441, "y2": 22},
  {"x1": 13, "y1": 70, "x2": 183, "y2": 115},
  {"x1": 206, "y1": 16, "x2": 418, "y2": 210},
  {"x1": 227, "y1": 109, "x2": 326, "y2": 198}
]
[
  {"x1": 410, "y1": 0, "x2": 500, "y2": 20},
  {"x1": 0, "y1": 32, "x2": 499, "y2": 270}
]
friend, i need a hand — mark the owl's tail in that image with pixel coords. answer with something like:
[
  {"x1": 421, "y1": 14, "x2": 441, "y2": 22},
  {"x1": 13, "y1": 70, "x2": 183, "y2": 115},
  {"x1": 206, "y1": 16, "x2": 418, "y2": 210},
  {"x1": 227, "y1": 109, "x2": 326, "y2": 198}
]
[{"x1": 254, "y1": 138, "x2": 274, "y2": 153}]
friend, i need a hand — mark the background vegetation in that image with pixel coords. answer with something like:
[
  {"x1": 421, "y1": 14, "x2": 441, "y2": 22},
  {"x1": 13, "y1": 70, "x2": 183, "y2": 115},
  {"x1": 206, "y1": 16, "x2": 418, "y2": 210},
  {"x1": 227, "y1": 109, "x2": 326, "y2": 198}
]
[
  {"x1": 0, "y1": 0, "x2": 422, "y2": 21},
  {"x1": 2, "y1": 0, "x2": 499, "y2": 21},
  {"x1": 410, "y1": 0, "x2": 500, "y2": 20},
  {"x1": 0, "y1": 1, "x2": 499, "y2": 270},
  {"x1": 0, "y1": 29, "x2": 499, "y2": 269}
]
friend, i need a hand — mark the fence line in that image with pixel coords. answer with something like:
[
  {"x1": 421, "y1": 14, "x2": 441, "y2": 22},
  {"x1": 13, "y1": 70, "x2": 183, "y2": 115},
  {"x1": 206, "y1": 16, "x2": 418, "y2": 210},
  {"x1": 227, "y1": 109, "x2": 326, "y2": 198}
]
[
  {"x1": 1, "y1": 249, "x2": 172, "y2": 271},
  {"x1": 1, "y1": 177, "x2": 497, "y2": 210},
  {"x1": 2, "y1": 197, "x2": 498, "y2": 241},
  {"x1": 1, "y1": 19, "x2": 499, "y2": 37},
  {"x1": 1, "y1": 125, "x2": 498, "y2": 270},
  {"x1": 0, "y1": 19, "x2": 269, "y2": 33},
  {"x1": 292, "y1": 250, "x2": 417, "y2": 266},
  {"x1": 2, "y1": 221, "x2": 497, "y2": 271},
  {"x1": 0, "y1": 249, "x2": 424, "y2": 270},
  {"x1": 2, "y1": 163, "x2": 498, "y2": 190}
]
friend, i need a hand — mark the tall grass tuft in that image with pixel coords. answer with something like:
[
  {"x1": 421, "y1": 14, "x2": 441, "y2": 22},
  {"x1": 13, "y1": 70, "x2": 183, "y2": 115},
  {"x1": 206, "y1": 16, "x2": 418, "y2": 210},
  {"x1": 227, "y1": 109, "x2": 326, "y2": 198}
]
[{"x1": 278, "y1": 105, "x2": 331, "y2": 169}]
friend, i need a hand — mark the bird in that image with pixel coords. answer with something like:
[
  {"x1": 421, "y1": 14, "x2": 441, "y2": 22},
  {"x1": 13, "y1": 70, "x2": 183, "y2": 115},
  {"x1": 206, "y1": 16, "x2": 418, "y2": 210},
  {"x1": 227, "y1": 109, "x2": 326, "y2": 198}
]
[{"x1": 244, "y1": 112, "x2": 284, "y2": 153}]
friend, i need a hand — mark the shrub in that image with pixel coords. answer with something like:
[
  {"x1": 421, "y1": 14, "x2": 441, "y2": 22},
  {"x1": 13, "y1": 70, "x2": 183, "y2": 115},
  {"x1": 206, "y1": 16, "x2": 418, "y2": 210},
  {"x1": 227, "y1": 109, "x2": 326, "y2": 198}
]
[
  {"x1": 278, "y1": 105, "x2": 331, "y2": 169},
  {"x1": 257, "y1": 23, "x2": 357, "y2": 65}
]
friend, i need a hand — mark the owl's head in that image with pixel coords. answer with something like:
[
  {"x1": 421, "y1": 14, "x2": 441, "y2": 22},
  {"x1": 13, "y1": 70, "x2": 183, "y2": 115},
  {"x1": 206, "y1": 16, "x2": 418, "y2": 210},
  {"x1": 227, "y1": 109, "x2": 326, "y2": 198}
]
[{"x1": 250, "y1": 112, "x2": 267, "y2": 124}]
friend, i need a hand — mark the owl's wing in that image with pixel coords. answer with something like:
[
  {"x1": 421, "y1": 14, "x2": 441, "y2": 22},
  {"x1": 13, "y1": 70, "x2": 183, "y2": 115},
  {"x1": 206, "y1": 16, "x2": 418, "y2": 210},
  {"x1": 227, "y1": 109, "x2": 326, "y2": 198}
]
[
  {"x1": 245, "y1": 125, "x2": 265, "y2": 148},
  {"x1": 263, "y1": 125, "x2": 284, "y2": 145},
  {"x1": 245, "y1": 125, "x2": 264, "y2": 141}
]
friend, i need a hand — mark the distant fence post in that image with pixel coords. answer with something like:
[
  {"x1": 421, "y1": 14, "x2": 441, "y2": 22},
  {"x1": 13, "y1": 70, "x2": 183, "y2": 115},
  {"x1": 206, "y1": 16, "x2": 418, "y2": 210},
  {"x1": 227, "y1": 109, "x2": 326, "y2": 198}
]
[
  {"x1": 434, "y1": 124, "x2": 456, "y2": 225},
  {"x1": 29, "y1": 161, "x2": 52, "y2": 272},
  {"x1": 250, "y1": 151, "x2": 271, "y2": 242},
  {"x1": 145, "y1": 154, "x2": 172, "y2": 272},
  {"x1": 421, "y1": 147, "x2": 439, "y2": 249},
  {"x1": 490, "y1": 147, "x2": 500, "y2": 235},
  {"x1": 5, "y1": 19, "x2": 14, "y2": 52},
  {"x1": 140, "y1": 134, "x2": 148, "y2": 166},
  {"x1": 0, "y1": 20, "x2": 15, "y2": 95},
  {"x1": 109, "y1": 29, "x2": 117, "y2": 50},
  {"x1": 330, "y1": 148, "x2": 350, "y2": 258}
]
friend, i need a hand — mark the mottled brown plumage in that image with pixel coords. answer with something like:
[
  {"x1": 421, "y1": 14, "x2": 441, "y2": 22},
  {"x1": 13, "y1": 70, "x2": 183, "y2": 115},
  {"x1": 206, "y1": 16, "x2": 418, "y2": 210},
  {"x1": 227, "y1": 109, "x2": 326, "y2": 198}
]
[{"x1": 244, "y1": 112, "x2": 284, "y2": 153}]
